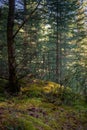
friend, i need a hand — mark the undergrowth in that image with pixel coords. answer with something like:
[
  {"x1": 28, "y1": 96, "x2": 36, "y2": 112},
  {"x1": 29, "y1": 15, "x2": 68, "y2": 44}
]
[{"x1": 0, "y1": 78, "x2": 87, "y2": 130}]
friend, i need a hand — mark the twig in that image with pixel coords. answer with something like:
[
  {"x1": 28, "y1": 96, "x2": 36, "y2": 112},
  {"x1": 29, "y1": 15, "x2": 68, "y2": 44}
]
[{"x1": 13, "y1": 0, "x2": 42, "y2": 39}]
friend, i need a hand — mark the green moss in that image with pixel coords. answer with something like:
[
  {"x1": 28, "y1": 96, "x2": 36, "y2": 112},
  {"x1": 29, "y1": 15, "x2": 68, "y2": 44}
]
[
  {"x1": 18, "y1": 118, "x2": 36, "y2": 130},
  {"x1": 21, "y1": 83, "x2": 43, "y2": 98},
  {"x1": 23, "y1": 115, "x2": 52, "y2": 130},
  {"x1": 0, "y1": 79, "x2": 87, "y2": 130}
]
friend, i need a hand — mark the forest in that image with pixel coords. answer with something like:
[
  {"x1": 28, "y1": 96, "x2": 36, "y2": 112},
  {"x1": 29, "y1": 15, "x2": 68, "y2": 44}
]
[{"x1": 0, "y1": 0, "x2": 87, "y2": 129}]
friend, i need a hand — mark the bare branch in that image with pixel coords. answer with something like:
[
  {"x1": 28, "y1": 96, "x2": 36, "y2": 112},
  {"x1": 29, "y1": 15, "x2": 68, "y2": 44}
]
[{"x1": 13, "y1": 0, "x2": 42, "y2": 39}]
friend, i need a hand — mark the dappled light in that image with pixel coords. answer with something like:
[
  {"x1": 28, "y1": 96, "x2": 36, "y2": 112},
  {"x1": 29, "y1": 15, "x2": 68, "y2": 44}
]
[{"x1": 0, "y1": 0, "x2": 87, "y2": 129}]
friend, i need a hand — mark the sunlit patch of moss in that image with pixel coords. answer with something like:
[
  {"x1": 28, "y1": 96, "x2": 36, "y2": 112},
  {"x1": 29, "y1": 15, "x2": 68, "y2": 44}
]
[
  {"x1": 20, "y1": 79, "x2": 85, "y2": 107},
  {"x1": 21, "y1": 80, "x2": 63, "y2": 98},
  {"x1": 21, "y1": 80, "x2": 61, "y2": 93},
  {"x1": 43, "y1": 83, "x2": 58, "y2": 93}
]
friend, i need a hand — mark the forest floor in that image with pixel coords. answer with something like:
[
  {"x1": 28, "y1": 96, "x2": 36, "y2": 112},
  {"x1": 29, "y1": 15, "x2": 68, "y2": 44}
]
[{"x1": 0, "y1": 78, "x2": 87, "y2": 130}]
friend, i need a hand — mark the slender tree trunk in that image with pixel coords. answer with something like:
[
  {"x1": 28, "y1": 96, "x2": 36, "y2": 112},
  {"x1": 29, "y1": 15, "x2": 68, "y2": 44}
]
[
  {"x1": 56, "y1": 0, "x2": 60, "y2": 83},
  {"x1": 7, "y1": 0, "x2": 19, "y2": 94}
]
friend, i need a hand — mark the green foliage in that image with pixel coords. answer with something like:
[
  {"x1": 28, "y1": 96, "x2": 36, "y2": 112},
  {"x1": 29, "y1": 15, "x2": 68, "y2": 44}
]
[
  {"x1": 60, "y1": 88, "x2": 81, "y2": 105},
  {"x1": 45, "y1": 86, "x2": 81, "y2": 106}
]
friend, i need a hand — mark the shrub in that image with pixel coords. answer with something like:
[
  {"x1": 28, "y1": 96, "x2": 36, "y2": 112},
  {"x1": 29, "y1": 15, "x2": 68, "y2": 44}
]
[{"x1": 45, "y1": 86, "x2": 81, "y2": 106}]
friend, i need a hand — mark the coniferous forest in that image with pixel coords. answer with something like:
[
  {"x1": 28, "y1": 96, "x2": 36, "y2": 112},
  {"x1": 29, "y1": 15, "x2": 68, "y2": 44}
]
[{"x1": 0, "y1": 0, "x2": 87, "y2": 129}]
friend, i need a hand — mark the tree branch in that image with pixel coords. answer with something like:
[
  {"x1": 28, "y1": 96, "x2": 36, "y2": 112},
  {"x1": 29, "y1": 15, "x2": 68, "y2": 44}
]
[{"x1": 13, "y1": 0, "x2": 42, "y2": 39}]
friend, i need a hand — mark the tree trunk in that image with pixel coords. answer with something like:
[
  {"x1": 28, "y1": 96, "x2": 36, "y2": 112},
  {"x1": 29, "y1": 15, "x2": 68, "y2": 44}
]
[{"x1": 7, "y1": 0, "x2": 19, "y2": 94}]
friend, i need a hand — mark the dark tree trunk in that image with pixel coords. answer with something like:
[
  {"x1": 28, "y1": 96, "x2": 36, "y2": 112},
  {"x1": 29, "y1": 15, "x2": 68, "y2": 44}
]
[{"x1": 7, "y1": 0, "x2": 20, "y2": 94}]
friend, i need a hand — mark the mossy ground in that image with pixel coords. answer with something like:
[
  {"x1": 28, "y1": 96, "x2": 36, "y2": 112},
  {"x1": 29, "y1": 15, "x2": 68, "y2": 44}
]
[{"x1": 0, "y1": 78, "x2": 87, "y2": 130}]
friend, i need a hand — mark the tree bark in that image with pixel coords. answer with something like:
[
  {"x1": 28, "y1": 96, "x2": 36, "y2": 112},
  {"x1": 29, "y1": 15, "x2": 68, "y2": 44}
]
[{"x1": 7, "y1": 0, "x2": 19, "y2": 94}]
